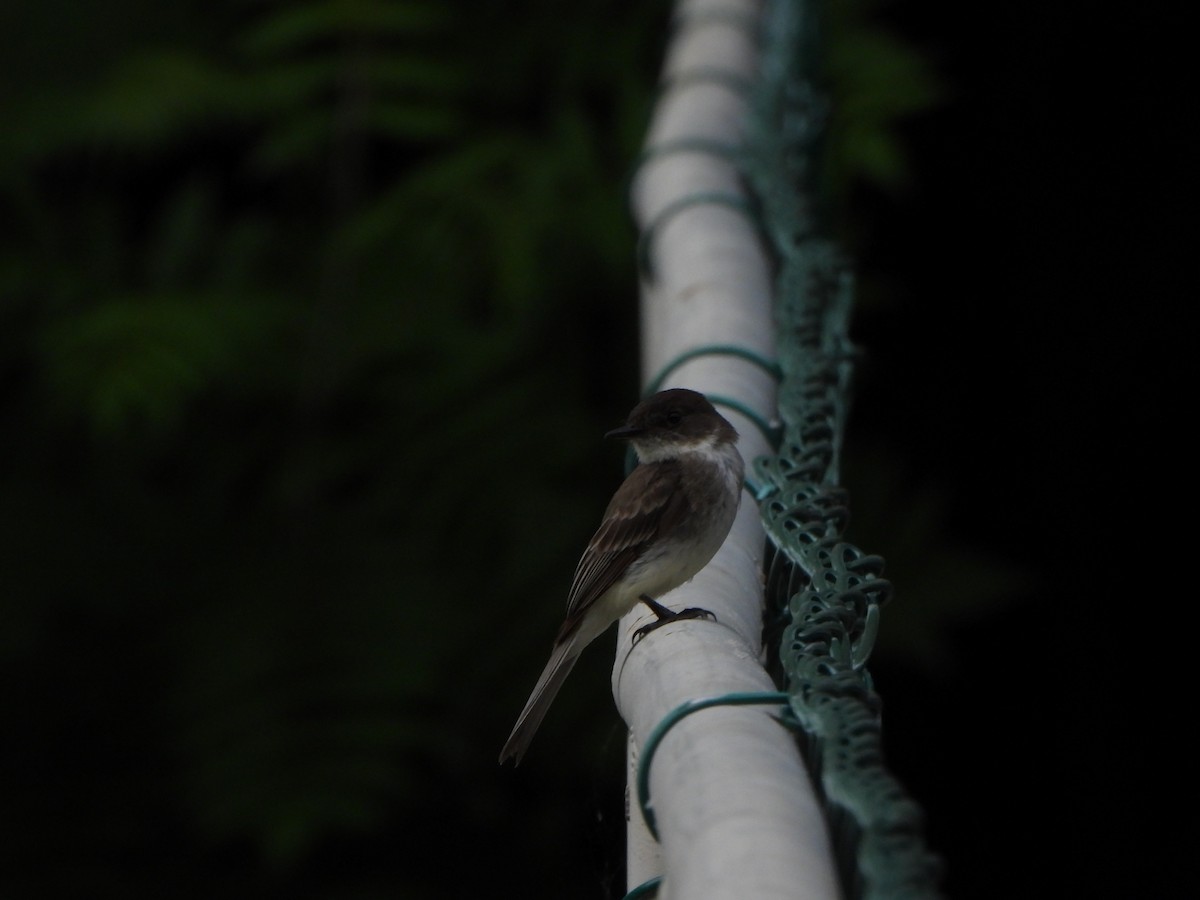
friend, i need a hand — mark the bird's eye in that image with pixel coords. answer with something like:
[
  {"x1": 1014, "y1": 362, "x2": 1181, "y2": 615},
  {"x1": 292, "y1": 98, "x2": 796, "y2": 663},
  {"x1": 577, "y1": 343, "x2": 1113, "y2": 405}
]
[{"x1": 665, "y1": 410, "x2": 683, "y2": 427}]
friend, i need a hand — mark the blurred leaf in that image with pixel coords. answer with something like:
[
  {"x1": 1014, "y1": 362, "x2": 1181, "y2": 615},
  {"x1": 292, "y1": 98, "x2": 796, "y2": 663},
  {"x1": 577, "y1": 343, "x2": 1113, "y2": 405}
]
[
  {"x1": 827, "y1": 0, "x2": 943, "y2": 193},
  {"x1": 367, "y1": 102, "x2": 465, "y2": 141},
  {"x1": 144, "y1": 179, "x2": 218, "y2": 287},
  {"x1": 80, "y1": 51, "x2": 248, "y2": 144},
  {"x1": 38, "y1": 294, "x2": 280, "y2": 435},
  {"x1": 236, "y1": 0, "x2": 450, "y2": 57}
]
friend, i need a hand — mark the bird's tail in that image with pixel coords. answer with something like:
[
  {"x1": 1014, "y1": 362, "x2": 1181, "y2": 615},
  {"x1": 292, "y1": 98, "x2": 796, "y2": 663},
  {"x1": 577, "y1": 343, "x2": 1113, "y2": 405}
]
[{"x1": 499, "y1": 640, "x2": 581, "y2": 766}]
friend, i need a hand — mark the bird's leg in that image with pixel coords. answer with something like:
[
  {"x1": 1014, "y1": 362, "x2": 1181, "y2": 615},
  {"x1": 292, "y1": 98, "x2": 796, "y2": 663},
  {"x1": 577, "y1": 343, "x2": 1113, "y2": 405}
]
[{"x1": 632, "y1": 593, "x2": 717, "y2": 644}]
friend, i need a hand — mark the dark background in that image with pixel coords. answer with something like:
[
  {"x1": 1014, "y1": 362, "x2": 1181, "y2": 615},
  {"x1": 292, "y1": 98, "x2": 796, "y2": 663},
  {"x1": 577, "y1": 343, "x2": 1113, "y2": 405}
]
[{"x1": 0, "y1": 1, "x2": 1181, "y2": 897}]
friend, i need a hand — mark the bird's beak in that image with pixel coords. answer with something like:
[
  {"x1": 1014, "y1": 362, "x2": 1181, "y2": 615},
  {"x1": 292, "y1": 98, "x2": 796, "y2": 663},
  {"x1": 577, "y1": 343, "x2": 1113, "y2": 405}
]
[{"x1": 605, "y1": 423, "x2": 643, "y2": 440}]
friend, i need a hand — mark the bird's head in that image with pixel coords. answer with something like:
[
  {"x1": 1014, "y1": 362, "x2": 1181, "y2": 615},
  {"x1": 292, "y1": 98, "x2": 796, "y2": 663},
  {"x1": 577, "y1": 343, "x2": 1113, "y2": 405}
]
[{"x1": 606, "y1": 388, "x2": 737, "y2": 463}]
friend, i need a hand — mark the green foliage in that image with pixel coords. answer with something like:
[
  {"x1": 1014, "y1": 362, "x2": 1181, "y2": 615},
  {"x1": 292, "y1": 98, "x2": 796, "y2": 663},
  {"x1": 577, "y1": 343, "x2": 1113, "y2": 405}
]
[
  {"x1": 38, "y1": 292, "x2": 267, "y2": 434},
  {"x1": 826, "y1": 1, "x2": 942, "y2": 193},
  {"x1": 1, "y1": 0, "x2": 665, "y2": 890}
]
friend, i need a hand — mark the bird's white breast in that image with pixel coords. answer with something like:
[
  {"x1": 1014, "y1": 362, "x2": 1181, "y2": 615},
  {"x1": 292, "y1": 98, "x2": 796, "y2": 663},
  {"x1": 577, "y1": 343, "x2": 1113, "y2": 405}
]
[{"x1": 617, "y1": 435, "x2": 744, "y2": 605}]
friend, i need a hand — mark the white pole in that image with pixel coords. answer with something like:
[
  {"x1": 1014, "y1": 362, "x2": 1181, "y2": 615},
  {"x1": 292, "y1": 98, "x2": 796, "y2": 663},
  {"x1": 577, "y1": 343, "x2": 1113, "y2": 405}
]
[{"x1": 617, "y1": 1, "x2": 840, "y2": 897}]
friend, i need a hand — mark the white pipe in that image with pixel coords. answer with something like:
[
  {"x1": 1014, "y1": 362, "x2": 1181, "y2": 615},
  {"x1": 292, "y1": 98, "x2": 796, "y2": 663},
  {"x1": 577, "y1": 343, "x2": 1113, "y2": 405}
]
[{"x1": 617, "y1": 1, "x2": 840, "y2": 897}]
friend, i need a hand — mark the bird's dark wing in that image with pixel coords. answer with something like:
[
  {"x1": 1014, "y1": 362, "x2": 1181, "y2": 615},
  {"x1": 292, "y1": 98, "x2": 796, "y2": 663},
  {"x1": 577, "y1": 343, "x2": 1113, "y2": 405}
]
[{"x1": 557, "y1": 460, "x2": 689, "y2": 640}]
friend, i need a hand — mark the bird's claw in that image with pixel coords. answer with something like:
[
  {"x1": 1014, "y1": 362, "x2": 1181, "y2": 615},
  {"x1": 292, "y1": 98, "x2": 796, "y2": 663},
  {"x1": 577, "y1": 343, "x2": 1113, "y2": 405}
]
[{"x1": 631, "y1": 606, "x2": 717, "y2": 645}]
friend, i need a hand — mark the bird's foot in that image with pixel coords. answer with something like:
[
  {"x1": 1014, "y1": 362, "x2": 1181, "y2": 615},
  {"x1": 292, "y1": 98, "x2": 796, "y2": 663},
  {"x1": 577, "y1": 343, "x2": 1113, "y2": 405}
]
[{"x1": 632, "y1": 594, "x2": 717, "y2": 645}]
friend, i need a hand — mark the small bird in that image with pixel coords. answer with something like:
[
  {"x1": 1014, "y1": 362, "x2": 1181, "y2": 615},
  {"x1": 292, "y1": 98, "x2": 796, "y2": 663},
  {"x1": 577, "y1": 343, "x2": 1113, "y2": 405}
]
[{"x1": 499, "y1": 388, "x2": 744, "y2": 765}]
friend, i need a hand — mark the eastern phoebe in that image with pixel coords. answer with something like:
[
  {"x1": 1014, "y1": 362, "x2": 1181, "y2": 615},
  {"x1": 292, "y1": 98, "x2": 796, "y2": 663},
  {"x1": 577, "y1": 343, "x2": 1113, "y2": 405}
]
[{"x1": 499, "y1": 388, "x2": 744, "y2": 765}]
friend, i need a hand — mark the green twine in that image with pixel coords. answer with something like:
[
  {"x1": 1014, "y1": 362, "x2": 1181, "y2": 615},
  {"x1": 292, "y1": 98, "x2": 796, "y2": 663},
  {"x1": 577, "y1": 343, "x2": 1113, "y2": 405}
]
[
  {"x1": 636, "y1": 191, "x2": 756, "y2": 280},
  {"x1": 635, "y1": 691, "x2": 790, "y2": 840},
  {"x1": 622, "y1": 876, "x2": 662, "y2": 900}
]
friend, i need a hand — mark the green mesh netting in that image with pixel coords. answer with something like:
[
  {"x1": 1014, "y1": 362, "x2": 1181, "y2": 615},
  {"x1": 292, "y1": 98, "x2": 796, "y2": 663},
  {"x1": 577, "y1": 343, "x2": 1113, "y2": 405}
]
[{"x1": 747, "y1": 1, "x2": 943, "y2": 897}]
